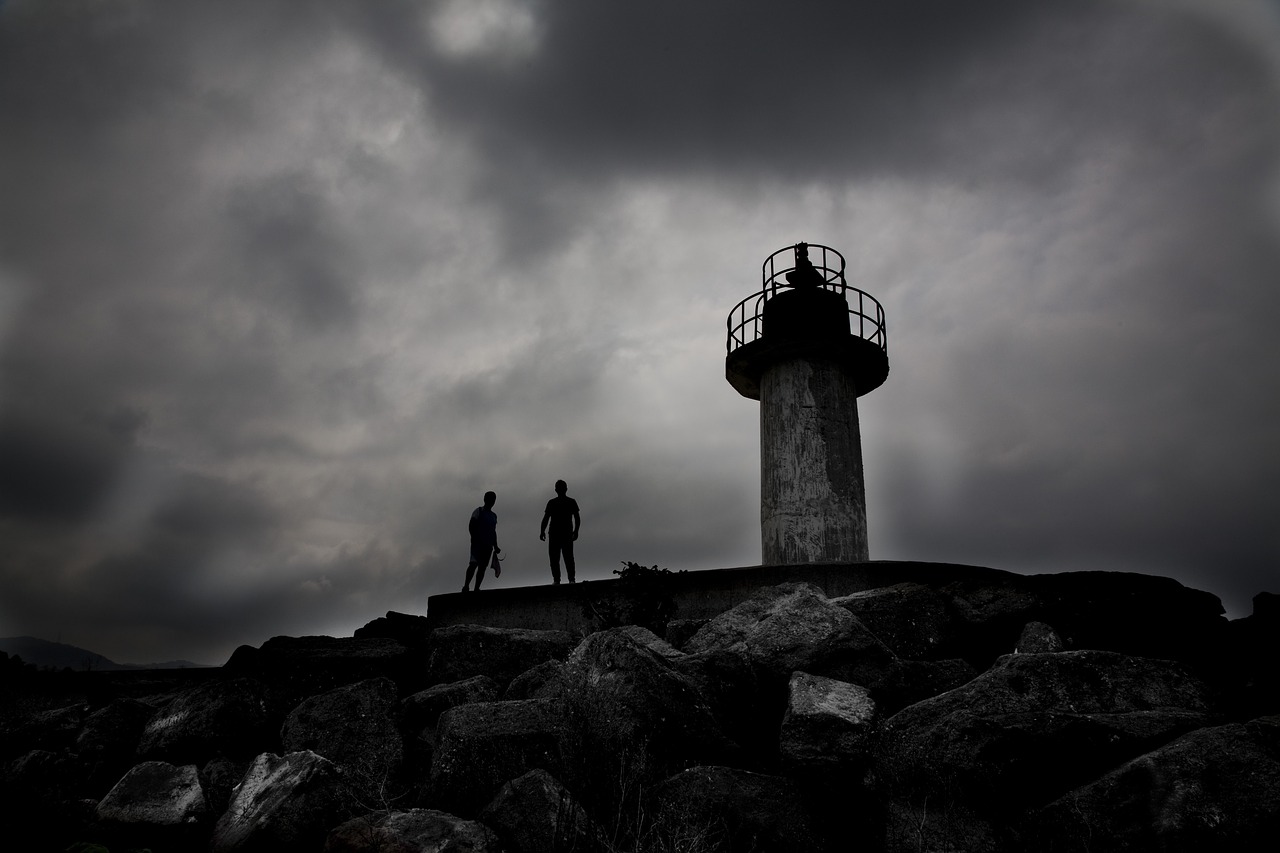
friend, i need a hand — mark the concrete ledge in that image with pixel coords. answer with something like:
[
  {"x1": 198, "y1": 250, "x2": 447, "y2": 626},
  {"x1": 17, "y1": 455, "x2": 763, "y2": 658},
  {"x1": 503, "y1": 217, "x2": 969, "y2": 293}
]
[{"x1": 425, "y1": 560, "x2": 1017, "y2": 633}]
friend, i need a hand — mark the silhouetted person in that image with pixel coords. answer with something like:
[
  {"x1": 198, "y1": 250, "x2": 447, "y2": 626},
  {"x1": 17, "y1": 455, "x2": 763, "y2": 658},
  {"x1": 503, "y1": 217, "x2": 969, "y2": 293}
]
[
  {"x1": 785, "y1": 242, "x2": 825, "y2": 288},
  {"x1": 462, "y1": 491, "x2": 500, "y2": 592},
  {"x1": 540, "y1": 480, "x2": 580, "y2": 584}
]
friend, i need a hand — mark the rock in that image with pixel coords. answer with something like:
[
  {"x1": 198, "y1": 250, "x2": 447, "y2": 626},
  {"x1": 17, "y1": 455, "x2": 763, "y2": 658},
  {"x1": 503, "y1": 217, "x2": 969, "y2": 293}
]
[
  {"x1": 75, "y1": 698, "x2": 155, "y2": 795},
  {"x1": 201, "y1": 756, "x2": 248, "y2": 817},
  {"x1": 669, "y1": 647, "x2": 771, "y2": 761},
  {"x1": 399, "y1": 676, "x2": 500, "y2": 800},
  {"x1": 548, "y1": 629, "x2": 740, "y2": 786},
  {"x1": 1016, "y1": 620, "x2": 1065, "y2": 653},
  {"x1": 502, "y1": 660, "x2": 564, "y2": 700},
  {"x1": 878, "y1": 658, "x2": 978, "y2": 713},
  {"x1": 402, "y1": 675, "x2": 500, "y2": 733},
  {"x1": 779, "y1": 671, "x2": 877, "y2": 773},
  {"x1": 1253, "y1": 590, "x2": 1280, "y2": 620},
  {"x1": 353, "y1": 611, "x2": 433, "y2": 647},
  {"x1": 612, "y1": 625, "x2": 685, "y2": 659},
  {"x1": 4, "y1": 748, "x2": 83, "y2": 806},
  {"x1": 665, "y1": 617, "x2": 708, "y2": 650},
  {"x1": 941, "y1": 575, "x2": 1044, "y2": 662},
  {"x1": 6, "y1": 703, "x2": 87, "y2": 757},
  {"x1": 1025, "y1": 571, "x2": 1227, "y2": 664},
  {"x1": 324, "y1": 808, "x2": 503, "y2": 852},
  {"x1": 1029, "y1": 715, "x2": 1280, "y2": 852},
  {"x1": 137, "y1": 677, "x2": 275, "y2": 763},
  {"x1": 1221, "y1": 591, "x2": 1280, "y2": 718},
  {"x1": 280, "y1": 677, "x2": 403, "y2": 802},
  {"x1": 834, "y1": 582, "x2": 958, "y2": 660},
  {"x1": 96, "y1": 760, "x2": 210, "y2": 848},
  {"x1": 647, "y1": 765, "x2": 824, "y2": 853},
  {"x1": 425, "y1": 625, "x2": 575, "y2": 690},
  {"x1": 429, "y1": 698, "x2": 568, "y2": 817},
  {"x1": 875, "y1": 651, "x2": 1215, "y2": 818},
  {"x1": 224, "y1": 636, "x2": 413, "y2": 705},
  {"x1": 1, "y1": 749, "x2": 99, "y2": 850},
  {"x1": 478, "y1": 768, "x2": 608, "y2": 853},
  {"x1": 837, "y1": 571, "x2": 1228, "y2": 672},
  {"x1": 210, "y1": 750, "x2": 356, "y2": 853},
  {"x1": 684, "y1": 582, "x2": 898, "y2": 690}
]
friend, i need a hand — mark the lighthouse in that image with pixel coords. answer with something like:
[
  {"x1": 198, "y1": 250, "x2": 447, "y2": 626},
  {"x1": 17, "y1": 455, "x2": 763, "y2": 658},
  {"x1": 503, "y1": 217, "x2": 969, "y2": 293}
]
[{"x1": 726, "y1": 243, "x2": 888, "y2": 564}]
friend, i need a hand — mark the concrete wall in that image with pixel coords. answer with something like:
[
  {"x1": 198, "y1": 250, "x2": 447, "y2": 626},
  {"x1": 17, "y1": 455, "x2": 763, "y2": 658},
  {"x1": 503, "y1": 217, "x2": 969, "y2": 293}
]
[
  {"x1": 759, "y1": 355, "x2": 868, "y2": 564},
  {"x1": 425, "y1": 560, "x2": 1014, "y2": 634}
]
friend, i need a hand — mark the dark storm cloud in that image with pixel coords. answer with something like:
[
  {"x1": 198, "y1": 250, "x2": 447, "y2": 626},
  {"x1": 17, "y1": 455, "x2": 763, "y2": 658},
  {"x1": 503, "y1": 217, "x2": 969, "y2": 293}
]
[
  {"x1": 0, "y1": 406, "x2": 142, "y2": 521},
  {"x1": 1, "y1": 0, "x2": 1277, "y2": 663},
  {"x1": 385, "y1": 0, "x2": 1037, "y2": 177},
  {"x1": 225, "y1": 174, "x2": 360, "y2": 332}
]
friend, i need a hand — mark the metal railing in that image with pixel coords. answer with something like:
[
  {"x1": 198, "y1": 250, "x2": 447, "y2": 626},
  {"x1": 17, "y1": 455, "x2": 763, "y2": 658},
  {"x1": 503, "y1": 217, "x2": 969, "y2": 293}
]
[{"x1": 726, "y1": 243, "x2": 887, "y2": 356}]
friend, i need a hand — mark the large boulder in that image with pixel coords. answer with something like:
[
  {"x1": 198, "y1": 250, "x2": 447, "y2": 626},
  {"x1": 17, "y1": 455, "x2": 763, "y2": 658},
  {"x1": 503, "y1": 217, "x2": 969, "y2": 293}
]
[
  {"x1": 202, "y1": 756, "x2": 249, "y2": 817},
  {"x1": 402, "y1": 675, "x2": 500, "y2": 734},
  {"x1": 75, "y1": 698, "x2": 155, "y2": 795},
  {"x1": 429, "y1": 698, "x2": 568, "y2": 817},
  {"x1": 877, "y1": 657, "x2": 978, "y2": 713},
  {"x1": 834, "y1": 582, "x2": 960, "y2": 661},
  {"x1": 478, "y1": 768, "x2": 608, "y2": 853},
  {"x1": 502, "y1": 660, "x2": 565, "y2": 700},
  {"x1": 136, "y1": 677, "x2": 276, "y2": 764},
  {"x1": 224, "y1": 636, "x2": 414, "y2": 704},
  {"x1": 1015, "y1": 620, "x2": 1065, "y2": 653},
  {"x1": 940, "y1": 575, "x2": 1046, "y2": 663},
  {"x1": 874, "y1": 650, "x2": 1215, "y2": 848},
  {"x1": 839, "y1": 571, "x2": 1229, "y2": 672},
  {"x1": 647, "y1": 765, "x2": 824, "y2": 853},
  {"x1": 1220, "y1": 592, "x2": 1280, "y2": 718},
  {"x1": 210, "y1": 750, "x2": 356, "y2": 853},
  {"x1": 547, "y1": 629, "x2": 741, "y2": 788},
  {"x1": 1029, "y1": 715, "x2": 1280, "y2": 852},
  {"x1": 2, "y1": 748, "x2": 84, "y2": 815},
  {"x1": 611, "y1": 625, "x2": 685, "y2": 659},
  {"x1": 280, "y1": 677, "x2": 403, "y2": 802},
  {"x1": 424, "y1": 625, "x2": 575, "y2": 690},
  {"x1": 95, "y1": 760, "x2": 210, "y2": 848},
  {"x1": 324, "y1": 808, "x2": 503, "y2": 852},
  {"x1": 684, "y1": 583, "x2": 898, "y2": 690},
  {"x1": 668, "y1": 647, "x2": 771, "y2": 759},
  {"x1": 779, "y1": 671, "x2": 878, "y2": 774},
  {"x1": 1024, "y1": 571, "x2": 1227, "y2": 664},
  {"x1": 353, "y1": 610, "x2": 433, "y2": 647},
  {"x1": 3, "y1": 703, "x2": 87, "y2": 758}
]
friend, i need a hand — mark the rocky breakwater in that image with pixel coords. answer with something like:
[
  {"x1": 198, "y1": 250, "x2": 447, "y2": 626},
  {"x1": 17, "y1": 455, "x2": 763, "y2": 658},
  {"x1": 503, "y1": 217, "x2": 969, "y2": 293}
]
[{"x1": 1, "y1": 564, "x2": 1277, "y2": 852}]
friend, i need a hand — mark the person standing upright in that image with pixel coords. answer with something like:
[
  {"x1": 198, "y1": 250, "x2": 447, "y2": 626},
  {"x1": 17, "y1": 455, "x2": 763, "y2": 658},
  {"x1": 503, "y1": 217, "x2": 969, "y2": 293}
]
[
  {"x1": 462, "y1": 491, "x2": 500, "y2": 592},
  {"x1": 540, "y1": 480, "x2": 580, "y2": 584}
]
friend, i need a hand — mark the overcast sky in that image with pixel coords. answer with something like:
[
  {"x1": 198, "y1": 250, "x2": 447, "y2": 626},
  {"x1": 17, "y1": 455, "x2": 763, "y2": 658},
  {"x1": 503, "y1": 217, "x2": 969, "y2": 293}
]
[{"x1": 2, "y1": 0, "x2": 1278, "y2": 666}]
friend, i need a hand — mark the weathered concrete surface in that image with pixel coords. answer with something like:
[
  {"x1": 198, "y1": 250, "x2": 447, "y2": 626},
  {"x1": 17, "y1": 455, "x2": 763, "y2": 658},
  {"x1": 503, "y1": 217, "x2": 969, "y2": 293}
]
[
  {"x1": 759, "y1": 356, "x2": 868, "y2": 565},
  {"x1": 425, "y1": 560, "x2": 1017, "y2": 634}
]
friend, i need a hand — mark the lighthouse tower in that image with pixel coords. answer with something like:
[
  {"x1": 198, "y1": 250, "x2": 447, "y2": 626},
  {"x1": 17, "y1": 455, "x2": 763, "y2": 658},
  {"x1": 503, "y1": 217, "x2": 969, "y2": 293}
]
[{"x1": 726, "y1": 243, "x2": 888, "y2": 564}]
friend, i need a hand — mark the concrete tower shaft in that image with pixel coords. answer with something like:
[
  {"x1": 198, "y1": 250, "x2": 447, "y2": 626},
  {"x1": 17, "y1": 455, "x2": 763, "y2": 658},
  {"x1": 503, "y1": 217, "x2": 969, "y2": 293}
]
[{"x1": 726, "y1": 244, "x2": 887, "y2": 565}]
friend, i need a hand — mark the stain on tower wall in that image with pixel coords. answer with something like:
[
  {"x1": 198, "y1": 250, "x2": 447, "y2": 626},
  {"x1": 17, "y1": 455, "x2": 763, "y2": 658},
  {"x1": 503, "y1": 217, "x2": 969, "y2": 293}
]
[{"x1": 759, "y1": 355, "x2": 868, "y2": 564}]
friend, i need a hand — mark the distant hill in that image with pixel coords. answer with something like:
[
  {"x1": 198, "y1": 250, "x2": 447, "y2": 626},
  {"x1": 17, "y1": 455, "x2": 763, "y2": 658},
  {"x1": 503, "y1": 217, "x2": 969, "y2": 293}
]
[{"x1": 0, "y1": 636, "x2": 210, "y2": 671}]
